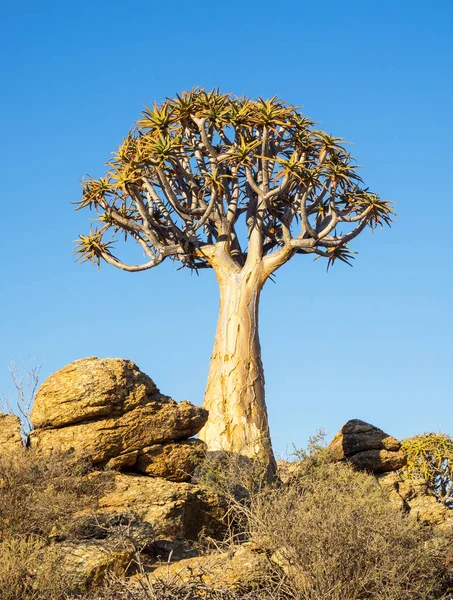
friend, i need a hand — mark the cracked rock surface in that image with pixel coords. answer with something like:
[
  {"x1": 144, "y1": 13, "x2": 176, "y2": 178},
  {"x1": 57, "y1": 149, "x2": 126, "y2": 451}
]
[{"x1": 29, "y1": 357, "x2": 207, "y2": 476}]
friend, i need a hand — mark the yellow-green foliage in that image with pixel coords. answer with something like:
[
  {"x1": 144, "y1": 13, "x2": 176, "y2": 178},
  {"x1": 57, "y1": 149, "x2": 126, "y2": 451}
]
[{"x1": 400, "y1": 433, "x2": 453, "y2": 507}]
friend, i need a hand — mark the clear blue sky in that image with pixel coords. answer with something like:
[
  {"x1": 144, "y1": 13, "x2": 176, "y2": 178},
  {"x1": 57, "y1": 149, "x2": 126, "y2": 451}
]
[{"x1": 1, "y1": 0, "x2": 452, "y2": 454}]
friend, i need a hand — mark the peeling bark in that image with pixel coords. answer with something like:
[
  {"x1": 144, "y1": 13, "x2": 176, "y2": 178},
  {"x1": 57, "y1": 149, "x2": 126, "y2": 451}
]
[{"x1": 199, "y1": 261, "x2": 275, "y2": 471}]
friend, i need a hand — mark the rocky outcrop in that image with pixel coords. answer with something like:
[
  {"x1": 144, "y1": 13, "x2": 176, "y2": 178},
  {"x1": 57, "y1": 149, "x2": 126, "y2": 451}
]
[
  {"x1": 377, "y1": 471, "x2": 453, "y2": 529},
  {"x1": 329, "y1": 419, "x2": 453, "y2": 530},
  {"x1": 328, "y1": 419, "x2": 406, "y2": 473},
  {"x1": 29, "y1": 357, "x2": 207, "y2": 479},
  {"x1": 145, "y1": 543, "x2": 271, "y2": 589},
  {"x1": 20, "y1": 357, "x2": 230, "y2": 591},
  {"x1": 95, "y1": 471, "x2": 225, "y2": 544},
  {"x1": 0, "y1": 413, "x2": 23, "y2": 455}
]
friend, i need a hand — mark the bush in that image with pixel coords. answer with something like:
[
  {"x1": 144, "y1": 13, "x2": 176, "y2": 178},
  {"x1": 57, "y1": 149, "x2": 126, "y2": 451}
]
[
  {"x1": 0, "y1": 449, "x2": 111, "y2": 540},
  {"x1": 400, "y1": 433, "x2": 453, "y2": 507},
  {"x1": 0, "y1": 450, "x2": 112, "y2": 600},
  {"x1": 0, "y1": 536, "x2": 73, "y2": 600},
  {"x1": 90, "y1": 577, "x2": 282, "y2": 600},
  {"x1": 197, "y1": 443, "x2": 453, "y2": 600}
]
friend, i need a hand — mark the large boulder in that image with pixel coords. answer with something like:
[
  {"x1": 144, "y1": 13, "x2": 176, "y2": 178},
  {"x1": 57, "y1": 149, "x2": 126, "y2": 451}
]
[
  {"x1": 0, "y1": 413, "x2": 23, "y2": 455},
  {"x1": 95, "y1": 471, "x2": 226, "y2": 543},
  {"x1": 328, "y1": 419, "x2": 407, "y2": 473},
  {"x1": 29, "y1": 358, "x2": 207, "y2": 470},
  {"x1": 30, "y1": 358, "x2": 157, "y2": 428}
]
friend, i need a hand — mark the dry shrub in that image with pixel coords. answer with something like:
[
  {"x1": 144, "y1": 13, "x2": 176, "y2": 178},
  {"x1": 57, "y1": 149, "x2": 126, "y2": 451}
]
[
  {"x1": 89, "y1": 576, "x2": 281, "y2": 600},
  {"x1": 0, "y1": 448, "x2": 111, "y2": 539},
  {"x1": 0, "y1": 449, "x2": 113, "y2": 600},
  {"x1": 0, "y1": 536, "x2": 74, "y2": 600},
  {"x1": 197, "y1": 442, "x2": 453, "y2": 600},
  {"x1": 251, "y1": 461, "x2": 450, "y2": 599}
]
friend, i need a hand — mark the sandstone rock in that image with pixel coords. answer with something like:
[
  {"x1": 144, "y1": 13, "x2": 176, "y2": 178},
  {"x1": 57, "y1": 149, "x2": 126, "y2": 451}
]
[
  {"x1": 31, "y1": 357, "x2": 157, "y2": 428},
  {"x1": 136, "y1": 439, "x2": 205, "y2": 482},
  {"x1": 0, "y1": 413, "x2": 23, "y2": 455},
  {"x1": 96, "y1": 472, "x2": 226, "y2": 542},
  {"x1": 29, "y1": 401, "x2": 206, "y2": 466},
  {"x1": 377, "y1": 472, "x2": 453, "y2": 529},
  {"x1": 58, "y1": 539, "x2": 134, "y2": 592},
  {"x1": 276, "y1": 460, "x2": 300, "y2": 484},
  {"x1": 146, "y1": 543, "x2": 270, "y2": 588},
  {"x1": 329, "y1": 419, "x2": 406, "y2": 473},
  {"x1": 29, "y1": 358, "x2": 207, "y2": 468}
]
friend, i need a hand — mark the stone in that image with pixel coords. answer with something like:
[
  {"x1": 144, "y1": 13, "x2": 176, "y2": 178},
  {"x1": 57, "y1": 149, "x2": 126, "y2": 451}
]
[
  {"x1": 347, "y1": 448, "x2": 407, "y2": 473},
  {"x1": 276, "y1": 460, "x2": 300, "y2": 484},
  {"x1": 377, "y1": 472, "x2": 453, "y2": 529},
  {"x1": 136, "y1": 439, "x2": 205, "y2": 482},
  {"x1": 329, "y1": 419, "x2": 407, "y2": 473},
  {"x1": 57, "y1": 539, "x2": 135, "y2": 592},
  {"x1": 31, "y1": 357, "x2": 157, "y2": 428},
  {"x1": 0, "y1": 413, "x2": 23, "y2": 455},
  {"x1": 29, "y1": 357, "x2": 208, "y2": 468},
  {"x1": 95, "y1": 471, "x2": 226, "y2": 542},
  {"x1": 146, "y1": 543, "x2": 270, "y2": 588},
  {"x1": 29, "y1": 400, "x2": 206, "y2": 466}
]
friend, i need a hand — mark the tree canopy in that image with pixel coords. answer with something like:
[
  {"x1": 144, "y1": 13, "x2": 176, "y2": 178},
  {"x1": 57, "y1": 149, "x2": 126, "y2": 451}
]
[{"x1": 75, "y1": 88, "x2": 394, "y2": 275}]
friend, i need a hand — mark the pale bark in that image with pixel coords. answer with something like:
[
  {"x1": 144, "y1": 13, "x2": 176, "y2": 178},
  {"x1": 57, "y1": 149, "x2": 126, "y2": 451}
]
[{"x1": 198, "y1": 258, "x2": 275, "y2": 470}]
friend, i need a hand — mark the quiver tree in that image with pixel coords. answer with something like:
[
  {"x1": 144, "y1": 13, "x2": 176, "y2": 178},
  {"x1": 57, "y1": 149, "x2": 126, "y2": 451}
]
[{"x1": 76, "y1": 88, "x2": 394, "y2": 467}]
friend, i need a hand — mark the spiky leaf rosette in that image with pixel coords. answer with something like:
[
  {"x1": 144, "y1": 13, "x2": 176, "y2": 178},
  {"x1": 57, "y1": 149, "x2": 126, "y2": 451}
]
[
  {"x1": 400, "y1": 433, "x2": 453, "y2": 508},
  {"x1": 75, "y1": 88, "x2": 394, "y2": 273}
]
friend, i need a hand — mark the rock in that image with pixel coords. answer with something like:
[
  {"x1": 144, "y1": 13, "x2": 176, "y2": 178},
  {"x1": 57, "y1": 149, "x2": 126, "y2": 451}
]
[
  {"x1": 57, "y1": 539, "x2": 135, "y2": 592},
  {"x1": 95, "y1": 472, "x2": 226, "y2": 543},
  {"x1": 276, "y1": 460, "x2": 300, "y2": 484},
  {"x1": 329, "y1": 419, "x2": 406, "y2": 473},
  {"x1": 136, "y1": 439, "x2": 205, "y2": 482},
  {"x1": 271, "y1": 545, "x2": 308, "y2": 589},
  {"x1": 29, "y1": 358, "x2": 208, "y2": 469},
  {"x1": 146, "y1": 543, "x2": 270, "y2": 589},
  {"x1": 30, "y1": 357, "x2": 157, "y2": 428},
  {"x1": 0, "y1": 413, "x2": 23, "y2": 455},
  {"x1": 377, "y1": 472, "x2": 453, "y2": 529},
  {"x1": 347, "y1": 448, "x2": 406, "y2": 473}
]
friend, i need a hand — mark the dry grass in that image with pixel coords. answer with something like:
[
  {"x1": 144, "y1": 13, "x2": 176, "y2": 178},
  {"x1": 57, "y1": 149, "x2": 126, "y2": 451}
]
[
  {"x1": 90, "y1": 577, "x2": 283, "y2": 600},
  {"x1": 1, "y1": 440, "x2": 452, "y2": 599}
]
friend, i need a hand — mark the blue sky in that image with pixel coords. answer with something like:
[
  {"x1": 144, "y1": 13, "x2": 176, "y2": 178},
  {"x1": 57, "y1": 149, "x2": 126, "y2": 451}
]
[{"x1": 1, "y1": 0, "x2": 452, "y2": 454}]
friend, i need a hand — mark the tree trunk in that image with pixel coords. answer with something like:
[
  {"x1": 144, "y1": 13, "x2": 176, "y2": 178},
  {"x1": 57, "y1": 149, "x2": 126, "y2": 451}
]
[{"x1": 198, "y1": 266, "x2": 275, "y2": 471}]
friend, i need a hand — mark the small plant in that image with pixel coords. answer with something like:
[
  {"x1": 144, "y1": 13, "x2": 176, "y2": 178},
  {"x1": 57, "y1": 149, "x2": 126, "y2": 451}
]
[
  {"x1": 1, "y1": 358, "x2": 41, "y2": 438},
  {"x1": 400, "y1": 433, "x2": 453, "y2": 507}
]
